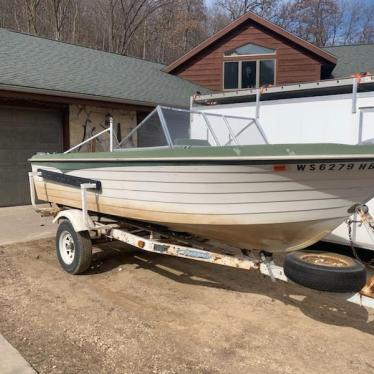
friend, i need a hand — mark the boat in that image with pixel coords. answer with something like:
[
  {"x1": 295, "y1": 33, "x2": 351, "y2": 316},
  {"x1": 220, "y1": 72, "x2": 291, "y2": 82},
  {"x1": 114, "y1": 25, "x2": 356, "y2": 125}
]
[{"x1": 29, "y1": 106, "x2": 374, "y2": 253}]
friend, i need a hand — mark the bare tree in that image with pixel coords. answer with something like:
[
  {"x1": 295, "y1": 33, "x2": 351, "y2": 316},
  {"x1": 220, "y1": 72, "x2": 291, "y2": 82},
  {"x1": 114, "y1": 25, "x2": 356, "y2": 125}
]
[
  {"x1": 49, "y1": 0, "x2": 73, "y2": 40},
  {"x1": 25, "y1": 0, "x2": 41, "y2": 33},
  {"x1": 215, "y1": 0, "x2": 280, "y2": 20},
  {"x1": 356, "y1": 1, "x2": 374, "y2": 44},
  {"x1": 275, "y1": 0, "x2": 342, "y2": 47},
  {"x1": 102, "y1": 0, "x2": 170, "y2": 55},
  {"x1": 207, "y1": 6, "x2": 231, "y2": 34},
  {"x1": 69, "y1": 0, "x2": 79, "y2": 42},
  {"x1": 139, "y1": 0, "x2": 207, "y2": 63}
]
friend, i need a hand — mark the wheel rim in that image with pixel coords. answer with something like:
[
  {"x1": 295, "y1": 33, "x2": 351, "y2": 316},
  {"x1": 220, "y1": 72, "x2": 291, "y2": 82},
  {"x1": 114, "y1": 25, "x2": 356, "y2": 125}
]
[
  {"x1": 300, "y1": 253, "x2": 351, "y2": 268},
  {"x1": 59, "y1": 231, "x2": 75, "y2": 265}
]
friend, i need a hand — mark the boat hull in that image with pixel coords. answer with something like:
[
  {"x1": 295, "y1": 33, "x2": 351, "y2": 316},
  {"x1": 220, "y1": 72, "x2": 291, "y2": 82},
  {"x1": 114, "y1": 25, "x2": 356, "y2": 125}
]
[{"x1": 31, "y1": 159, "x2": 374, "y2": 252}]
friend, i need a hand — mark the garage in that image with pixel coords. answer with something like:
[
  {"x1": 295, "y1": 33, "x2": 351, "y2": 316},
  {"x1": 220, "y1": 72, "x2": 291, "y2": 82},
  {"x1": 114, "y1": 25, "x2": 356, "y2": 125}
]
[{"x1": 0, "y1": 106, "x2": 63, "y2": 207}]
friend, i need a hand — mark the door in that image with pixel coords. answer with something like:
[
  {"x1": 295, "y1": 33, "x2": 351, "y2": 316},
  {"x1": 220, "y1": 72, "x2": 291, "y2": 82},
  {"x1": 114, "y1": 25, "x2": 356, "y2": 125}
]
[{"x1": 0, "y1": 106, "x2": 63, "y2": 206}]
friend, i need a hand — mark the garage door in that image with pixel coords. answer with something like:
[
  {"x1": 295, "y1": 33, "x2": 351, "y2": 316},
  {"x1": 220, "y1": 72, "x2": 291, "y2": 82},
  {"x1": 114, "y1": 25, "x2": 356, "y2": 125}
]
[{"x1": 0, "y1": 106, "x2": 63, "y2": 207}]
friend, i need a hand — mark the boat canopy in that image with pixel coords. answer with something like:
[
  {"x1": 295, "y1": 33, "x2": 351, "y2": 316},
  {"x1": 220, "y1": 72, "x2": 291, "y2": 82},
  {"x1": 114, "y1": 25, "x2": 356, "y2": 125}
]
[{"x1": 116, "y1": 106, "x2": 268, "y2": 150}]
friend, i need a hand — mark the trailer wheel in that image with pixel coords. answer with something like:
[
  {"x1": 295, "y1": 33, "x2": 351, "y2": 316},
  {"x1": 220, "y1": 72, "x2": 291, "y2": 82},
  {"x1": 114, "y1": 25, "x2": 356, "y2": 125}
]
[
  {"x1": 284, "y1": 251, "x2": 366, "y2": 293},
  {"x1": 56, "y1": 220, "x2": 92, "y2": 275}
]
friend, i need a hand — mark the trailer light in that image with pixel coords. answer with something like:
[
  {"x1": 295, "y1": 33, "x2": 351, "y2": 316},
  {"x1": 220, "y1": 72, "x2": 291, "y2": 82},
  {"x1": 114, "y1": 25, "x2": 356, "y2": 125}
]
[
  {"x1": 273, "y1": 164, "x2": 286, "y2": 172},
  {"x1": 137, "y1": 240, "x2": 145, "y2": 248}
]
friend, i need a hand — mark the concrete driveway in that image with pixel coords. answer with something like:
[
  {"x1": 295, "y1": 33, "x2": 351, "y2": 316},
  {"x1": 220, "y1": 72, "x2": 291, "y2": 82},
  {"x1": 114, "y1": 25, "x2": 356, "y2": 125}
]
[
  {"x1": 0, "y1": 335, "x2": 36, "y2": 374},
  {"x1": 0, "y1": 205, "x2": 46, "y2": 373},
  {"x1": 0, "y1": 205, "x2": 56, "y2": 246}
]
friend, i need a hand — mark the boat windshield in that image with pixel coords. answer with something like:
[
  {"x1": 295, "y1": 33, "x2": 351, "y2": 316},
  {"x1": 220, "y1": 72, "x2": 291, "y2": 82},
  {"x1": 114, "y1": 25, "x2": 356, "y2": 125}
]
[
  {"x1": 115, "y1": 106, "x2": 268, "y2": 150},
  {"x1": 64, "y1": 106, "x2": 268, "y2": 154}
]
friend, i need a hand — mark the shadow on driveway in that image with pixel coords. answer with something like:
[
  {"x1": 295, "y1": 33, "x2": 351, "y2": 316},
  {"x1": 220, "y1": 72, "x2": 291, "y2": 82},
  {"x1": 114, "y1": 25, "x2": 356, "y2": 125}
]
[{"x1": 87, "y1": 241, "x2": 374, "y2": 336}]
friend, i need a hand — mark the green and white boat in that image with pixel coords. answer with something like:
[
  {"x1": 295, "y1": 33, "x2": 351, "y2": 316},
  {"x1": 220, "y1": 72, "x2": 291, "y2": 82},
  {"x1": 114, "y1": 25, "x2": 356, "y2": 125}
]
[{"x1": 30, "y1": 107, "x2": 374, "y2": 253}]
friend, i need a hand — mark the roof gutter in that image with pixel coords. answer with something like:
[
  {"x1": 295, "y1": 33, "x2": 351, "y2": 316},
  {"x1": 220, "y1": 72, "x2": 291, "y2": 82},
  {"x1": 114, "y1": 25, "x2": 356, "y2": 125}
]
[{"x1": 0, "y1": 83, "x2": 189, "y2": 109}]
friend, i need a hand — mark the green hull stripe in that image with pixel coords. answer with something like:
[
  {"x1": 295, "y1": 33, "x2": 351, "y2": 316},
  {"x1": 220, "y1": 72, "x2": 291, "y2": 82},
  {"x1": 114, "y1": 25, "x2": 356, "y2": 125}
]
[
  {"x1": 32, "y1": 157, "x2": 374, "y2": 173},
  {"x1": 30, "y1": 143, "x2": 374, "y2": 163}
]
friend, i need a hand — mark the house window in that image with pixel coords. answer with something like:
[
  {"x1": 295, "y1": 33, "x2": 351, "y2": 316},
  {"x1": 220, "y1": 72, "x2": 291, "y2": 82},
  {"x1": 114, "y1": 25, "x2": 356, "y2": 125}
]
[
  {"x1": 241, "y1": 61, "x2": 257, "y2": 88},
  {"x1": 259, "y1": 60, "x2": 275, "y2": 86},
  {"x1": 223, "y1": 59, "x2": 275, "y2": 90},
  {"x1": 224, "y1": 62, "x2": 239, "y2": 89},
  {"x1": 225, "y1": 43, "x2": 275, "y2": 57}
]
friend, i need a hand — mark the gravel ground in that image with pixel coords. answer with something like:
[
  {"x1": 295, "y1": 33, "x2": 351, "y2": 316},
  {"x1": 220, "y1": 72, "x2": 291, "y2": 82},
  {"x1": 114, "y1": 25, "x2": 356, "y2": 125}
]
[{"x1": 0, "y1": 239, "x2": 374, "y2": 374}]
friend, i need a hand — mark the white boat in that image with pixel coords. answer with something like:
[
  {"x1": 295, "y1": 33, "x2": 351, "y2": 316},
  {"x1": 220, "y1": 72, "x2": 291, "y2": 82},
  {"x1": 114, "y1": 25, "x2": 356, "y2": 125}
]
[{"x1": 29, "y1": 107, "x2": 374, "y2": 253}]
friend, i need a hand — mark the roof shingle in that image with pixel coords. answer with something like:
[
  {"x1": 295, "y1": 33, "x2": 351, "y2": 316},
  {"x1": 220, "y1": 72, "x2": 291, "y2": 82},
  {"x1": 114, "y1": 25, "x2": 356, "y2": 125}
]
[
  {"x1": 0, "y1": 28, "x2": 208, "y2": 107},
  {"x1": 323, "y1": 44, "x2": 374, "y2": 78}
]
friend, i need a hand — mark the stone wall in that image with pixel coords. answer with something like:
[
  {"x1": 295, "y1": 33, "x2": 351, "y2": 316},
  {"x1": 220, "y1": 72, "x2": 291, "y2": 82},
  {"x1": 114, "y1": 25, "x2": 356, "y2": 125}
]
[{"x1": 69, "y1": 104, "x2": 137, "y2": 152}]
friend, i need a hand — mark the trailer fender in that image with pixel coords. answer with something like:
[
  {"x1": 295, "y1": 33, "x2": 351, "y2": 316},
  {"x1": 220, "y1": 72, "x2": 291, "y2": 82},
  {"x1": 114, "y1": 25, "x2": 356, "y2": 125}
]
[{"x1": 53, "y1": 210, "x2": 94, "y2": 232}]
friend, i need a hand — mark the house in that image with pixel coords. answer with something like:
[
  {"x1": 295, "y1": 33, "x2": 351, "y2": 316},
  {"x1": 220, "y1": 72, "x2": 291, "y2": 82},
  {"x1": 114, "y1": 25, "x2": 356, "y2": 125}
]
[
  {"x1": 164, "y1": 11, "x2": 374, "y2": 91},
  {"x1": 0, "y1": 28, "x2": 206, "y2": 207}
]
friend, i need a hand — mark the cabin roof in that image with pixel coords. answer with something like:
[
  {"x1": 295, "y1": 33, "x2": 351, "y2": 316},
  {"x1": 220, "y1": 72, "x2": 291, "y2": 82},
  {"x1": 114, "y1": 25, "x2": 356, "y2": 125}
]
[{"x1": 164, "y1": 11, "x2": 337, "y2": 74}]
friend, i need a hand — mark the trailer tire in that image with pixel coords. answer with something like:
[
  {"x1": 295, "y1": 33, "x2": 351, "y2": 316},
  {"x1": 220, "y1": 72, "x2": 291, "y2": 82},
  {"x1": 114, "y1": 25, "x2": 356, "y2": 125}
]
[
  {"x1": 284, "y1": 250, "x2": 366, "y2": 293},
  {"x1": 56, "y1": 220, "x2": 92, "y2": 275}
]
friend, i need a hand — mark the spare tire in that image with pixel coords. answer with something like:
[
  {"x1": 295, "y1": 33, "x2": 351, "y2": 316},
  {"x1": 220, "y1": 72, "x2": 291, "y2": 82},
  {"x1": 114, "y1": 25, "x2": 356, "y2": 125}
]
[{"x1": 284, "y1": 251, "x2": 366, "y2": 293}]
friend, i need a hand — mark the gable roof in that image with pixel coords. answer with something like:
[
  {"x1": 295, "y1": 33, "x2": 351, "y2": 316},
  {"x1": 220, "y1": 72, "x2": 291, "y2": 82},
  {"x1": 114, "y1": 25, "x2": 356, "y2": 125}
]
[
  {"x1": 323, "y1": 44, "x2": 374, "y2": 78},
  {"x1": 0, "y1": 28, "x2": 208, "y2": 108},
  {"x1": 164, "y1": 11, "x2": 337, "y2": 73}
]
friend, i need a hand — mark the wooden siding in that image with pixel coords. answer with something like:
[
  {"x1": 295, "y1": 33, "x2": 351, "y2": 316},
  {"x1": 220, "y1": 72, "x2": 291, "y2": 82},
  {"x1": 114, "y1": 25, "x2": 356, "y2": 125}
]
[{"x1": 171, "y1": 21, "x2": 327, "y2": 91}]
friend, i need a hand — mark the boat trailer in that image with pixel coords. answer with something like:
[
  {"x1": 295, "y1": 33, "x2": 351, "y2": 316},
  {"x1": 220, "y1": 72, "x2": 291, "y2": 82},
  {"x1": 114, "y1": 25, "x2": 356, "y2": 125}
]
[{"x1": 29, "y1": 170, "x2": 374, "y2": 310}]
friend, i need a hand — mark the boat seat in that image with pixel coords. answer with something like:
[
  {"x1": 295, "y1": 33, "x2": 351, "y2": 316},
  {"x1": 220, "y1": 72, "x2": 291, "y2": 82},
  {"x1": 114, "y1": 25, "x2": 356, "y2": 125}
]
[{"x1": 174, "y1": 138, "x2": 211, "y2": 147}]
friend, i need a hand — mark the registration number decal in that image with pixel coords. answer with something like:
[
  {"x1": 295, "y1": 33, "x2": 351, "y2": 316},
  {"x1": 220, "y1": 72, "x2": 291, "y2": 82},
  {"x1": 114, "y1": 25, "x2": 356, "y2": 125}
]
[{"x1": 296, "y1": 163, "x2": 374, "y2": 171}]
